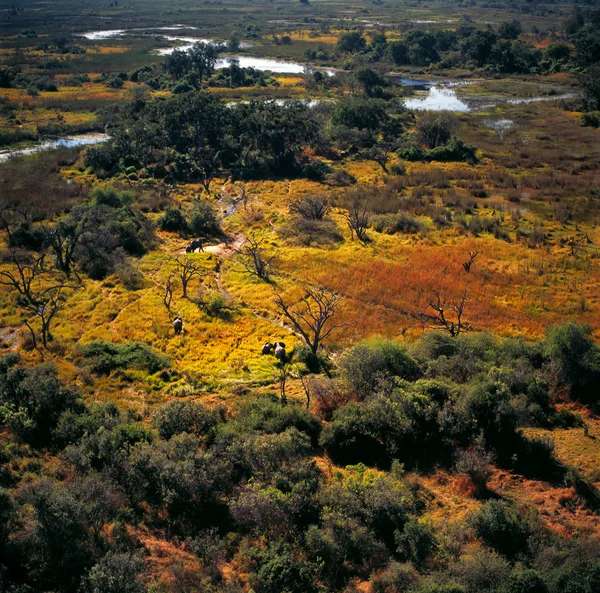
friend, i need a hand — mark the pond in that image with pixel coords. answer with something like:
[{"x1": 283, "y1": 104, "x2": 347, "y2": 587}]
[
  {"x1": 404, "y1": 85, "x2": 471, "y2": 112},
  {"x1": 82, "y1": 28, "x2": 333, "y2": 74},
  {"x1": 0, "y1": 133, "x2": 109, "y2": 163}
]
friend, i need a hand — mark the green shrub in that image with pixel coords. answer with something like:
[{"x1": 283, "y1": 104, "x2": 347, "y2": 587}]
[
  {"x1": 470, "y1": 501, "x2": 535, "y2": 559},
  {"x1": 153, "y1": 400, "x2": 219, "y2": 439},
  {"x1": 80, "y1": 341, "x2": 170, "y2": 375},
  {"x1": 159, "y1": 207, "x2": 189, "y2": 233},
  {"x1": 340, "y1": 338, "x2": 421, "y2": 400},
  {"x1": 0, "y1": 361, "x2": 83, "y2": 447},
  {"x1": 222, "y1": 395, "x2": 321, "y2": 446},
  {"x1": 545, "y1": 323, "x2": 600, "y2": 402},
  {"x1": 189, "y1": 198, "x2": 220, "y2": 237},
  {"x1": 395, "y1": 520, "x2": 438, "y2": 568}
]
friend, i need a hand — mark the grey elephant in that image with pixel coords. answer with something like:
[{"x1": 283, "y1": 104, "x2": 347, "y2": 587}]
[
  {"x1": 173, "y1": 316, "x2": 183, "y2": 335},
  {"x1": 274, "y1": 341, "x2": 287, "y2": 362},
  {"x1": 186, "y1": 239, "x2": 204, "y2": 253}
]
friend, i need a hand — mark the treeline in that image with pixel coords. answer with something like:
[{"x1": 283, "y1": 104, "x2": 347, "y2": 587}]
[
  {"x1": 1, "y1": 324, "x2": 600, "y2": 593},
  {"x1": 332, "y1": 11, "x2": 600, "y2": 75}
]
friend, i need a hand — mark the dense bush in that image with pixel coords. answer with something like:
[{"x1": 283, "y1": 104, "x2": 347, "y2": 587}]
[
  {"x1": 80, "y1": 340, "x2": 170, "y2": 374},
  {"x1": 470, "y1": 501, "x2": 537, "y2": 560},
  {"x1": 153, "y1": 400, "x2": 220, "y2": 439},
  {"x1": 340, "y1": 338, "x2": 421, "y2": 400}
]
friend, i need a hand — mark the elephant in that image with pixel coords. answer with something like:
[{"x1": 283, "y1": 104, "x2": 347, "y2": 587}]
[
  {"x1": 173, "y1": 316, "x2": 183, "y2": 335},
  {"x1": 274, "y1": 342, "x2": 287, "y2": 362},
  {"x1": 186, "y1": 239, "x2": 204, "y2": 253}
]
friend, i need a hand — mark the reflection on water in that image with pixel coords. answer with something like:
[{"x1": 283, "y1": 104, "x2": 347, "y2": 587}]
[
  {"x1": 507, "y1": 94, "x2": 574, "y2": 104},
  {"x1": 216, "y1": 55, "x2": 334, "y2": 75},
  {"x1": 82, "y1": 29, "x2": 126, "y2": 40},
  {"x1": 0, "y1": 134, "x2": 109, "y2": 163},
  {"x1": 82, "y1": 28, "x2": 328, "y2": 74},
  {"x1": 404, "y1": 86, "x2": 471, "y2": 112}
]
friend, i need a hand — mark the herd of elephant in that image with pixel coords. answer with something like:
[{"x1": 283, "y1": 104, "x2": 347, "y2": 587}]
[{"x1": 172, "y1": 318, "x2": 287, "y2": 362}]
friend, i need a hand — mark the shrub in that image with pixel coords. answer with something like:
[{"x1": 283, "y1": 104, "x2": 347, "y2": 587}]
[
  {"x1": 372, "y1": 562, "x2": 419, "y2": 593},
  {"x1": 80, "y1": 341, "x2": 170, "y2": 375},
  {"x1": 249, "y1": 543, "x2": 319, "y2": 593},
  {"x1": 81, "y1": 553, "x2": 145, "y2": 593},
  {"x1": 159, "y1": 207, "x2": 189, "y2": 233},
  {"x1": 223, "y1": 395, "x2": 321, "y2": 446},
  {"x1": 370, "y1": 213, "x2": 424, "y2": 235},
  {"x1": 505, "y1": 569, "x2": 548, "y2": 593},
  {"x1": 470, "y1": 501, "x2": 534, "y2": 559},
  {"x1": 545, "y1": 323, "x2": 600, "y2": 402},
  {"x1": 189, "y1": 198, "x2": 220, "y2": 237},
  {"x1": 395, "y1": 520, "x2": 438, "y2": 568},
  {"x1": 279, "y1": 217, "x2": 343, "y2": 247},
  {"x1": 153, "y1": 400, "x2": 219, "y2": 439},
  {"x1": 340, "y1": 339, "x2": 421, "y2": 400},
  {"x1": 0, "y1": 361, "x2": 83, "y2": 447}
]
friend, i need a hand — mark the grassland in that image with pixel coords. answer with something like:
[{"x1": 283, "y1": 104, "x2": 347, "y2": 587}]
[{"x1": 1, "y1": 2, "x2": 600, "y2": 592}]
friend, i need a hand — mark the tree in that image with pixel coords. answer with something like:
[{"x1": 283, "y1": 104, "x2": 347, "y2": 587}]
[
  {"x1": 344, "y1": 197, "x2": 370, "y2": 242},
  {"x1": 416, "y1": 112, "x2": 457, "y2": 149},
  {"x1": 42, "y1": 206, "x2": 91, "y2": 276},
  {"x1": 274, "y1": 287, "x2": 346, "y2": 355},
  {"x1": 581, "y1": 63, "x2": 600, "y2": 111},
  {"x1": 462, "y1": 251, "x2": 480, "y2": 273},
  {"x1": 336, "y1": 31, "x2": 366, "y2": 53},
  {"x1": 236, "y1": 235, "x2": 276, "y2": 281},
  {"x1": 0, "y1": 248, "x2": 46, "y2": 305},
  {"x1": 27, "y1": 281, "x2": 74, "y2": 348},
  {"x1": 163, "y1": 275, "x2": 177, "y2": 312},
  {"x1": 498, "y1": 20, "x2": 522, "y2": 40},
  {"x1": 289, "y1": 196, "x2": 329, "y2": 221},
  {"x1": 188, "y1": 42, "x2": 220, "y2": 81},
  {"x1": 418, "y1": 290, "x2": 470, "y2": 337},
  {"x1": 172, "y1": 255, "x2": 207, "y2": 298}
]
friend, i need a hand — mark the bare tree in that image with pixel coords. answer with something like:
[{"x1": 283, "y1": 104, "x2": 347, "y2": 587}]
[
  {"x1": 235, "y1": 182, "x2": 248, "y2": 211},
  {"x1": 344, "y1": 199, "x2": 369, "y2": 242},
  {"x1": 172, "y1": 255, "x2": 207, "y2": 298},
  {"x1": 235, "y1": 234, "x2": 276, "y2": 281},
  {"x1": 274, "y1": 287, "x2": 348, "y2": 355},
  {"x1": 19, "y1": 280, "x2": 75, "y2": 348},
  {"x1": 289, "y1": 195, "x2": 329, "y2": 221},
  {"x1": 462, "y1": 251, "x2": 480, "y2": 273},
  {"x1": 418, "y1": 290, "x2": 470, "y2": 337},
  {"x1": 0, "y1": 248, "x2": 46, "y2": 305},
  {"x1": 163, "y1": 275, "x2": 177, "y2": 312}
]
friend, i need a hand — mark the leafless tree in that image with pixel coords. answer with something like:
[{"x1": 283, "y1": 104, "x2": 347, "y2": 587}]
[
  {"x1": 163, "y1": 275, "x2": 177, "y2": 312},
  {"x1": 344, "y1": 199, "x2": 370, "y2": 242},
  {"x1": 274, "y1": 287, "x2": 348, "y2": 355},
  {"x1": 235, "y1": 234, "x2": 276, "y2": 281},
  {"x1": 34, "y1": 285, "x2": 70, "y2": 348},
  {"x1": 172, "y1": 255, "x2": 207, "y2": 298},
  {"x1": 289, "y1": 195, "x2": 329, "y2": 221},
  {"x1": 0, "y1": 248, "x2": 46, "y2": 305},
  {"x1": 235, "y1": 182, "x2": 248, "y2": 211},
  {"x1": 462, "y1": 251, "x2": 480, "y2": 273},
  {"x1": 418, "y1": 290, "x2": 470, "y2": 337},
  {"x1": 19, "y1": 280, "x2": 75, "y2": 348}
]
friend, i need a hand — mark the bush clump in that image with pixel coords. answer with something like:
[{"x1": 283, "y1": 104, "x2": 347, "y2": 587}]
[{"x1": 80, "y1": 341, "x2": 170, "y2": 375}]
